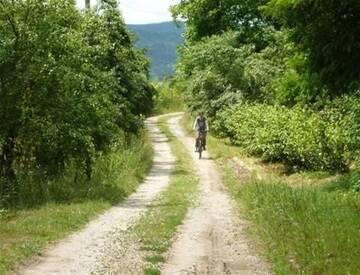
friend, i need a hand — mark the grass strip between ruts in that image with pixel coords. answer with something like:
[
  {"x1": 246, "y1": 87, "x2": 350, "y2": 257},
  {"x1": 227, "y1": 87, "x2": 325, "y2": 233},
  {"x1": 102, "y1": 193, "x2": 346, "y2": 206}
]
[{"x1": 132, "y1": 115, "x2": 199, "y2": 275}]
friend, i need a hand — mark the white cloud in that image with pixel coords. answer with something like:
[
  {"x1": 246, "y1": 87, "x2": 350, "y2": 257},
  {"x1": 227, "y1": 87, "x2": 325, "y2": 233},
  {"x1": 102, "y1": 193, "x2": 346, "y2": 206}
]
[{"x1": 76, "y1": 0, "x2": 180, "y2": 24}]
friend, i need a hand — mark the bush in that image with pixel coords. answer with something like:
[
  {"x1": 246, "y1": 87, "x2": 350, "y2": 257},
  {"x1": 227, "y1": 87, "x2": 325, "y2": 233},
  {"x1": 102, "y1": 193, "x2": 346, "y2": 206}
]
[
  {"x1": 332, "y1": 167, "x2": 360, "y2": 193},
  {"x1": 153, "y1": 81, "x2": 185, "y2": 114},
  {"x1": 348, "y1": 170, "x2": 360, "y2": 192},
  {"x1": 9, "y1": 132, "x2": 152, "y2": 208},
  {"x1": 214, "y1": 103, "x2": 360, "y2": 171}
]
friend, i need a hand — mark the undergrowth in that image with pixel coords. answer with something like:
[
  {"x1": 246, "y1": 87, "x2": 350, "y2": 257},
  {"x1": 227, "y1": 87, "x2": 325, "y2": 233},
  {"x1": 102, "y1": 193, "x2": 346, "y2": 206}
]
[{"x1": 0, "y1": 133, "x2": 153, "y2": 274}]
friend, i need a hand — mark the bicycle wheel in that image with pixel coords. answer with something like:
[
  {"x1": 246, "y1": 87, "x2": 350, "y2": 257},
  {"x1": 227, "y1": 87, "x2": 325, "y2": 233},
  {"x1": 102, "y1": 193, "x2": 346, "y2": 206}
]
[{"x1": 198, "y1": 139, "x2": 202, "y2": 159}]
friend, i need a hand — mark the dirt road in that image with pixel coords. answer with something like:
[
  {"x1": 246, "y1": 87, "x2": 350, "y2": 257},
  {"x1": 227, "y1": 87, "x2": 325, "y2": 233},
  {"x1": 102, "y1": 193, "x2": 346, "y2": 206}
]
[
  {"x1": 162, "y1": 115, "x2": 270, "y2": 275},
  {"x1": 18, "y1": 114, "x2": 270, "y2": 275},
  {"x1": 18, "y1": 116, "x2": 175, "y2": 275}
]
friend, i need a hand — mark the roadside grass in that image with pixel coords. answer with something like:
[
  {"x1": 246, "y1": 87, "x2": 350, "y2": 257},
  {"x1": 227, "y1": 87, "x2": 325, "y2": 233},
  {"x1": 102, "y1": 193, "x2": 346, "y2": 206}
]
[
  {"x1": 181, "y1": 113, "x2": 360, "y2": 274},
  {"x1": 0, "y1": 202, "x2": 109, "y2": 275},
  {"x1": 132, "y1": 115, "x2": 198, "y2": 274},
  {"x1": 238, "y1": 180, "x2": 360, "y2": 274},
  {"x1": 0, "y1": 134, "x2": 153, "y2": 275}
]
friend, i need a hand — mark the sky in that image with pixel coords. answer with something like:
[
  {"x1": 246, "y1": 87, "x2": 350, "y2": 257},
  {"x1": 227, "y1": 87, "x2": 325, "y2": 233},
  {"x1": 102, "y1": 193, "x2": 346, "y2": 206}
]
[{"x1": 76, "y1": 0, "x2": 180, "y2": 24}]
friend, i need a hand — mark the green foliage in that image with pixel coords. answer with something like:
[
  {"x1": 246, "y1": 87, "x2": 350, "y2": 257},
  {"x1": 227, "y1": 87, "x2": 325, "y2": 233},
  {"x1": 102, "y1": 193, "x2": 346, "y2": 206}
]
[
  {"x1": 171, "y1": 0, "x2": 271, "y2": 46},
  {"x1": 176, "y1": 30, "x2": 289, "y2": 117},
  {"x1": 153, "y1": 81, "x2": 185, "y2": 114},
  {"x1": 330, "y1": 166, "x2": 360, "y2": 193},
  {"x1": 348, "y1": 170, "x2": 360, "y2": 192},
  {"x1": 265, "y1": 0, "x2": 360, "y2": 94},
  {"x1": 0, "y1": 0, "x2": 155, "y2": 206},
  {"x1": 214, "y1": 102, "x2": 360, "y2": 171},
  {"x1": 173, "y1": 0, "x2": 360, "y2": 172},
  {"x1": 13, "y1": 132, "x2": 153, "y2": 207}
]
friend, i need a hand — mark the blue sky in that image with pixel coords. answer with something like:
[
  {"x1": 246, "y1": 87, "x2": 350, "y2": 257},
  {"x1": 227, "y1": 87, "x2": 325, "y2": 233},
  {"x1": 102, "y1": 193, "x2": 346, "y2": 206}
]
[{"x1": 76, "y1": 0, "x2": 180, "y2": 24}]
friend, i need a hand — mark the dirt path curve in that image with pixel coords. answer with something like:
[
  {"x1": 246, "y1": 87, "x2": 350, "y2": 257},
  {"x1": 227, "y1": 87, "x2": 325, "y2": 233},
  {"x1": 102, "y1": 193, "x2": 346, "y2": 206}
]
[
  {"x1": 19, "y1": 116, "x2": 175, "y2": 275},
  {"x1": 162, "y1": 115, "x2": 271, "y2": 275}
]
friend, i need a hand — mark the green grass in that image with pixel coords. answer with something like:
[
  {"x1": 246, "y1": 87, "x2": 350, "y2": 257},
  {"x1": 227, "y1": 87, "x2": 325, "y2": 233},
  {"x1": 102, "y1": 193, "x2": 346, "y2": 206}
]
[
  {"x1": 238, "y1": 180, "x2": 360, "y2": 274},
  {"x1": 131, "y1": 115, "x2": 198, "y2": 273},
  {"x1": 0, "y1": 202, "x2": 109, "y2": 274},
  {"x1": 181, "y1": 112, "x2": 360, "y2": 274},
  {"x1": 0, "y1": 134, "x2": 153, "y2": 275},
  {"x1": 144, "y1": 267, "x2": 161, "y2": 275}
]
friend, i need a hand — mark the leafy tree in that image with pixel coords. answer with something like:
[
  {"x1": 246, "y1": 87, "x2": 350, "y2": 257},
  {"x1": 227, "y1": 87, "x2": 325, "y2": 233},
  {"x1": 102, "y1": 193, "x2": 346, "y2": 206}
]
[
  {"x1": 173, "y1": 0, "x2": 360, "y2": 173},
  {"x1": 265, "y1": 0, "x2": 360, "y2": 94},
  {"x1": 0, "y1": 0, "x2": 154, "y2": 205},
  {"x1": 171, "y1": 0, "x2": 272, "y2": 49},
  {"x1": 176, "y1": 30, "x2": 289, "y2": 117}
]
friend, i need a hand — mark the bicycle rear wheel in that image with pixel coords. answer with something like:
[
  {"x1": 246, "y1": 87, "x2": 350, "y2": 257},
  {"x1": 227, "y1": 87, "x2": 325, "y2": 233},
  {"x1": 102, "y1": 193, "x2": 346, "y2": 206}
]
[{"x1": 198, "y1": 139, "x2": 203, "y2": 159}]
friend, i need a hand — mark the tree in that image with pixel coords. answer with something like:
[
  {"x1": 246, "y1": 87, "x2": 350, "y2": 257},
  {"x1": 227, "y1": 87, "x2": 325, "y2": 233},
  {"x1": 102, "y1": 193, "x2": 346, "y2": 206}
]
[
  {"x1": 171, "y1": 0, "x2": 272, "y2": 48},
  {"x1": 0, "y1": 0, "x2": 154, "y2": 205},
  {"x1": 176, "y1": 30, "x2": 287, "y2": 117},
  {"x1": 266, "y1": 0, "x2": 360, "y2": 95}
]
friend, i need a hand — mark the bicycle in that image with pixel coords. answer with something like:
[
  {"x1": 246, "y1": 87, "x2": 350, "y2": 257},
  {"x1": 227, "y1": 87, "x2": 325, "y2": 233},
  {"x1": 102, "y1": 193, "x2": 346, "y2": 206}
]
[{"x1": 196, "y1": 131, "x2": 206, "y2": 159}]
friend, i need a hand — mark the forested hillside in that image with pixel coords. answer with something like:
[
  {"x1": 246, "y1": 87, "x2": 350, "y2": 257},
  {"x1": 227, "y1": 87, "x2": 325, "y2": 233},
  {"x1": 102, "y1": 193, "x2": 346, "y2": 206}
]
[
  {"x1": 171, "y1": 0, "x2": 360, "y2": 273},
  {"x1": 129, "y1": 21, "x2": 184, "y2": 78}
]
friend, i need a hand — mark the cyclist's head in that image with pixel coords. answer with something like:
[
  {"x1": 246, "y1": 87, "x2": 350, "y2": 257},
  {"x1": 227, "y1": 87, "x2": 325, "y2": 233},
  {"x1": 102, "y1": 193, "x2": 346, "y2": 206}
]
[{"x1": 198, "y1": 111, "x2": 204, "y2": 117}]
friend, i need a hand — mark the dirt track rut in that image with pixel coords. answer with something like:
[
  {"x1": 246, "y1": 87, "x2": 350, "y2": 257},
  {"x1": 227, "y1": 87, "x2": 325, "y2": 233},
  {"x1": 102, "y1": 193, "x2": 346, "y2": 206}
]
[
  {"x1": 162, "y1": 115, "x2": 271, "y2": 275},
  {"x1": 19, "y1": 116, "x2": 175, "y2": 275},
  {"x1": 18, "y1": 114, "x2": 270, "y2": 275}
]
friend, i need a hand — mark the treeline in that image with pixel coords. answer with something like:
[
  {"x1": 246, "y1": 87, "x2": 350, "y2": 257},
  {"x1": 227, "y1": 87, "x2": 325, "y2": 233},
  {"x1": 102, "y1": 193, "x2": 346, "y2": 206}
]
[
  {"x1": 0, "y1": 0, "x2": 155, "y2": 206},
  {"x1": 172, "y1": 0, "x2": 360, "y2": 173}
]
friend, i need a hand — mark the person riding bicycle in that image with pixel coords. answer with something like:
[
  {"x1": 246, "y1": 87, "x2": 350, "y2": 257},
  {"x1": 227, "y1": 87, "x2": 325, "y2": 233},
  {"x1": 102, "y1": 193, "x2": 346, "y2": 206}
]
[{"x1": 193, "y1": 112, "x2": 208, "y2": 152}]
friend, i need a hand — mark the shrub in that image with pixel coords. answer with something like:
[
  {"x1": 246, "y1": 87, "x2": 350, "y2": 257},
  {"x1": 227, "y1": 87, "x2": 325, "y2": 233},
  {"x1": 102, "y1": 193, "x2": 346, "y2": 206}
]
[
  {"x1": 153, "y1": 81, "x2": 185, "y2": 114},
  {"x1": 11, "y1": 132, "x2": 152, "y2": 208},
  {"x1": 175, "y1": 31, "x2": 288, "y2": 117},
  {"x1": 214, "y1": 103, "x2": 359, "y2": 171}
]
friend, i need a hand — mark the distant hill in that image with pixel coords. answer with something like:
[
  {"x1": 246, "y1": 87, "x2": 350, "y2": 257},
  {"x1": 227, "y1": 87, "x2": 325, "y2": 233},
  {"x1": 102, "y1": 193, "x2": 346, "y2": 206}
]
[{"x1": 128, "y1": 21, "x2": 184, "y2": 79}]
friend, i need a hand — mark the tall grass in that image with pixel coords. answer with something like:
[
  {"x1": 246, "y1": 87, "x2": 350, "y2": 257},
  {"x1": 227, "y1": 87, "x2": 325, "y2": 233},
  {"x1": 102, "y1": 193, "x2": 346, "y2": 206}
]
[
  {"x1": 9, "y1": 132, "x2": 153, "y2": 208},
  {"x1": 0, "y1": 132, "x2": 153, "y2": 274},
  {"x1": 238, "y1": 180, "x2": 360, "y2": 274}
]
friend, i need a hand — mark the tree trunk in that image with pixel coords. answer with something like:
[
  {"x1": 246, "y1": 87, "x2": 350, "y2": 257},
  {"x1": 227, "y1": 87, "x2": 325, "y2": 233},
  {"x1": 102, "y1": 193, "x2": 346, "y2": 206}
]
[
  {"x1": 0, "y1": 136, "x2": 17, "y2": 204},
  {"x1": 85, "y1": 0, "x2": 90, "y2": 9}
]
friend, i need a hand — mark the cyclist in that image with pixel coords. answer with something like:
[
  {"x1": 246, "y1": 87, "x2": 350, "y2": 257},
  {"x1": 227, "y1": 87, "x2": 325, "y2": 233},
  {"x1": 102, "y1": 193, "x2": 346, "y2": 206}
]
[{"x1": 193, "y1": 112, "x2": 208, "y2": 152}]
